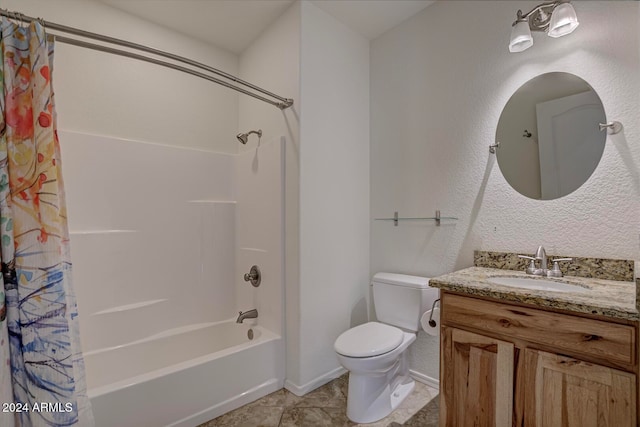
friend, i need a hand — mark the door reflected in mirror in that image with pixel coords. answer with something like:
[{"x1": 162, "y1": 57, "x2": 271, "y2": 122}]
[{"x1": 495, "y1": 72, "x2": 606, "y2": 200}]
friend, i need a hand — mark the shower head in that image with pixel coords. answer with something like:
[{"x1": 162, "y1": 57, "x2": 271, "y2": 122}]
[
  {"x1": 237, "y1": 133, "x2": 248, "y2": 145},
  {"x1": 236, "y1": 129, "x2": 262, "y2": 145}
]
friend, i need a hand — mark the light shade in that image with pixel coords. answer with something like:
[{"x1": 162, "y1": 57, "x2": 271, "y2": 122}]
[
  {"x1": 547, "y1": 3, "x2": 579, "y2": 38},
  {"x1": 509, "y1": 21, "x2": 533, "y2": 52}
]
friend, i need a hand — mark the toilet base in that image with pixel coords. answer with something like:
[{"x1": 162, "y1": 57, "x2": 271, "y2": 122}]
[
  {"x1": 336, "y1": 328, "x2": 417, "y2": 423},
  {"x1": 346, "y1": 372, "x2": 415, "y2": 424},
  {"x1": 389, "y1": 380, "x2": 415, "y2": 413},
  {"x1": 345, "y1": 342, "x2": 416, "y2": 425}
]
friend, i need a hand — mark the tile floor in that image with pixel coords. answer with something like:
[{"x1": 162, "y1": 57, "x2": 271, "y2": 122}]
[{"x1": 198, "y1": 374, "x2": 439, "y2": 427}]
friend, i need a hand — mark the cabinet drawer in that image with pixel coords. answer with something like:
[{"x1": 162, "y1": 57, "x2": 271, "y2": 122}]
[{"x1": 441, "y1": 293, "x2": 636, "y2": 368}]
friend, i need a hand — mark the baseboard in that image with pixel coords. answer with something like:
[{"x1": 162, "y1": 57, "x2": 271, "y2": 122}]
[
  {"x1": 284, "y1": 366, "x2": 347, "y2": 396},
  {"x1": 410, "y1": 369, "x2": 440, "y2": 391},
  {"x1": 169, "y1": 378, "x2": 283, "y2": 427}
]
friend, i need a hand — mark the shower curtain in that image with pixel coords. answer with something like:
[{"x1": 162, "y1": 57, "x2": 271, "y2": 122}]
[{"x1": 0, "y1": 18, "x2": 93, "y2": 426}]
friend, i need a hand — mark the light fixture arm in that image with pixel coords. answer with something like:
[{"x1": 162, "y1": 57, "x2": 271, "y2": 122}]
[{"x1": 513, "y1": 0, "x2": 571, "y2": 32}]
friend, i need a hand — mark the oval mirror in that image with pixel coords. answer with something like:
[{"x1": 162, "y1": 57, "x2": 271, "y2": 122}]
[{"x1": 495, "y1": 72, "x2": 606, "y2": 200}]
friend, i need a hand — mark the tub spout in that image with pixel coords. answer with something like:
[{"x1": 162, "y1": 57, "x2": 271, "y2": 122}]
[{"x1": 236, "y1": 309, "x2": 258, "y2": 323}]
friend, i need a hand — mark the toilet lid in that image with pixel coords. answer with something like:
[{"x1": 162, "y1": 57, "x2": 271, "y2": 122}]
[{"x1": 334, "y1": 322, "x2": 404, "y2": 358}]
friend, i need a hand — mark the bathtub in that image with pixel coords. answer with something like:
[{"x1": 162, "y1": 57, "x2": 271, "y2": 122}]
[{"x1": 84, "y1": 320, "x2": 284, "y2": 427}]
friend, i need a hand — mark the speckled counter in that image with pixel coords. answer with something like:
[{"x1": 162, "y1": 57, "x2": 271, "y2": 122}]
[
  {"x1": 474, "y1": 250, "x2": 634, "y2": 281},
  {"x1": 430, "y1": 267, "x2": 638, "y2": 321}
]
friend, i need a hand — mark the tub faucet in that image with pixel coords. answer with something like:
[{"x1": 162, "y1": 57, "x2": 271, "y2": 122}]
[{"x1": 236, "y1": 309, "x2": 258, "y2": 323}]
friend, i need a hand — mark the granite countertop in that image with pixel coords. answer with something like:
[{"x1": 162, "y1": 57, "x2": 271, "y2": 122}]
[{"x1": 430, "y1": 266, "x2": 638, "y2": 321}]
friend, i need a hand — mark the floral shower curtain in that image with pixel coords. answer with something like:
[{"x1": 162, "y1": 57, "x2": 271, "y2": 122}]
[{"x1": 0, "y1": 18, "x2": 93, "y2": 426}]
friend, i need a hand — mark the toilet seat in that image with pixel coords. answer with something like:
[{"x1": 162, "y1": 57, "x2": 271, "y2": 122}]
[{"x1": 334, "y1": 322, "x2": 403, "y2": 358}]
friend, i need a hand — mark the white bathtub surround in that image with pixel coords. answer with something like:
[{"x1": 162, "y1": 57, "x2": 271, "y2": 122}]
[
  {"x1": 60, "y1": 130, "x2": 285, "y2": 426},
  {"x1": 235, "y1": 137, "x2": 285, "y2": 336},
  {"x1": 62, "y1": 131, "x2": 238, "y2": 338}
]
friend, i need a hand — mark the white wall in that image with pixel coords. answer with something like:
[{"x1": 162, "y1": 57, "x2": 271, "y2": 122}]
[
  {"x1": 295, "y1": 1, "x2": 370, "y2": 392},
  {"x1": 371, "y1": 1, "x2": 640, "y2": 382},
  {"x1": 240, "y1": 0, "x2": 371, "y2": 393},
  {"x1": 238, "y1": 0, "x2": 301, "y2": 389},
  {"x1": 4, "y1": 0, "x2": 239, "y2": 152}
]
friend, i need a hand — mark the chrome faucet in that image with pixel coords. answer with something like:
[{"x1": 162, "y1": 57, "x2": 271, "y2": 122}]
[
  {"x1": 518, "y1": 246, "x2": 547, "y2": 276},
  {"x1": 236, "y1": 309, "x2": 258, "y2": 323},
  {"x1": 534, "y1": 245, "x2": 548, "y2": 276},
  {"x1": 518, "y1": 246, "x2": 572, "y2": 277}
]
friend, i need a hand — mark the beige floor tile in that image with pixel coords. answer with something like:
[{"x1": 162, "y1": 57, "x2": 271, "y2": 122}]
[
  {"x1": 279, "y1": 407, "x2": 354, "y2": 427},
  {"x1": 351, "y1": 382, "x2": 437, "y2": 427},
  {"x1": 292, "y1": 377, "x2": 347, "y2": 409},
  {"x1": 204, "y1": 405, "x2": 284, "y2": 427},
  {"x1": 199, "y1": 374, "x2": 439, "y2": 427},
  {"x1": 247, "y1": 389, "x2": 303, "y2": 408}
]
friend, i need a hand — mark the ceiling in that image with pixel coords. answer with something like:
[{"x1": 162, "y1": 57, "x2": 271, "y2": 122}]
[
  {"x1": 98, "y1": 0, "x2": 435, "y2": 54},
  {"x1": 310, "y1": 0, "x2": 434, "y2": 40}
]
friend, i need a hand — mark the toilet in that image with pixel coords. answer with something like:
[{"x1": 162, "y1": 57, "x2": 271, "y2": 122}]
[{"x1": 334, "y1": 272, "x2": 438, "y2": 424}]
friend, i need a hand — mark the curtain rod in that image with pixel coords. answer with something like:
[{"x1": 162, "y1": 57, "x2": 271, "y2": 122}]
[{"x1": 0, "y1": 9, "x2": 294, "y2": 110}]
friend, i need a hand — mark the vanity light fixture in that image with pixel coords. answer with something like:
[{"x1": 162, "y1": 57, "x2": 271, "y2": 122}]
[{"x1": 508, "y1": 0, "x2": 579, "y2": 53}]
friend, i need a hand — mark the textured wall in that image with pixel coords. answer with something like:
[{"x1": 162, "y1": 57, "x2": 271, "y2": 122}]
[{"x1": 371, "y1": 1, "x2": 640, "y2": 383}]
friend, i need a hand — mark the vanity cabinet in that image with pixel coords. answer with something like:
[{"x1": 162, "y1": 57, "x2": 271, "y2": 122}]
[
  {"x1": 441, "y1": 327, "x2": 514, "y2": 426},
  {"x1": 523, "y1": 349, "x2": 636, "y2": 427},
  {"x1": 439, "y1": 292, "x2": 638, "y2": 427}
]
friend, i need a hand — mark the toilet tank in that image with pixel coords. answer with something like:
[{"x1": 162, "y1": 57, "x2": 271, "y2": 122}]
[{"x1": 372, "y1": 272, "x2": 439, "y2": 332}]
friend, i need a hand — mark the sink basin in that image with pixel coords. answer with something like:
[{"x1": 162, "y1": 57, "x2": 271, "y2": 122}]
[{"x1": 487, "y1": 276, "x2": 590, "y2": 293}]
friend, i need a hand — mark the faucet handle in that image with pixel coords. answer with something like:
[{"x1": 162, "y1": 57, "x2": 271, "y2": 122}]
[
  {"x1": 518, "y1": 255, "x2": 537, "y2": 275},
  {"x1": 548, "y1": 258, "x2": 573, "y2": 277}
]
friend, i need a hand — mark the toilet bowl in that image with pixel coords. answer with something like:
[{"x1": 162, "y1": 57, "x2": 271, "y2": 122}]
[
  {"x1": 335, "y1": 322, "x2": 416, "y2": 423},
  {"x1": 334, "y1": 273, "x2": 437, "y2": 424}
]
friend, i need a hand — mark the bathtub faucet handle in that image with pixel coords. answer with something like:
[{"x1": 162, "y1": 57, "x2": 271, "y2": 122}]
[{"x1": 243, "y1": 265, "x2": 261, "y2": 287}]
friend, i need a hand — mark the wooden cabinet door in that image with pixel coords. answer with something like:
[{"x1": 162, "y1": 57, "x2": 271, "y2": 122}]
[
  {"x1": 441, "y1": 326, "x2": 514, "y2": 427},
  {"x1": 523, "y1": 349, "x2": 636, "y2": 427}
]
